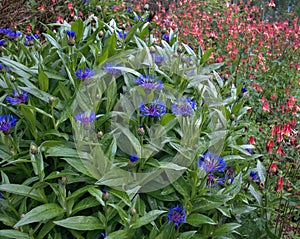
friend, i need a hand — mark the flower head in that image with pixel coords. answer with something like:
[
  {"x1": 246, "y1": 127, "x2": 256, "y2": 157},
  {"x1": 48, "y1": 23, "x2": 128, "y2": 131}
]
[
  {"x1": 118, "y1": 31, "x2": 127, "y2": 39},
  {"x1": 74, "y1": 112, "x2": 96, "y2": 124},
  {"x1": 154, "y1": 54, "x2": 165, "y2": 64},
  {"x1": 102, "y1": 63, "x2": 121, "y2": 75},
  {"x1": 136, "y1": 75, "x2": 163, "y2": 90},
  {"x1": 198, "y1": 152, "x2": 226, "y2": 173},
  {"x1": 129, "y1": 154, "x2": 139, "y2": 162},
  {"x1": 249, "y1": 171, "x2": 260, "y2": 182},
  {"x1": 167, "y1": 206, "x2": 186, "y2": 227},
  {"x1": 0, "y1": 39, "x2": 5, "y2": 47},
  {"x1": 163, "y1": 33, "x2": 169, "y2": 42},
  {"x1": 7, "y1": 30, "x2": 22, "y2": 38},
  {"x1": 206, "y1": 173, "x2": 225, "y2": 188},
  {"x1": 0, "y1": 114, "x2": 17, "y2": 133},
  {"x1": 171, "y1": 97, "x2": 197, "y2": 116},
  {"x1": 6, "y1": 90, "x2": 28, "y2": 105},
  {"x1": 66, "y1": 30, "x2": 76, "y2": 38},
  {"x1": 140, "y1": 100, "x2": 166, "y2": 117},
  {"x1": 75, "y1": 67, "x2": 94, "y2": 80}
]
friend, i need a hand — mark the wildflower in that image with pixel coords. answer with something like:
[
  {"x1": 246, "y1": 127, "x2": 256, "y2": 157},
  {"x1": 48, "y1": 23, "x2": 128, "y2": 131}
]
[
  {"x1": 0, "y1": 39, "x2": 5, "y2": 47},
  {"x1": 0, "y1": 114, "x2": 17, "y2": 133},
  {"x1": 6, "y1": 90, "x2": 28, "y2": 105},
  {"x1": 74, "y1": 112, "x2": 96, "y2": 124},
  {"x1": 24, "y1": 34, "x2": 38, "y2": 46},
  {"x1": 102, "y1": 63, "x2": 121, "y2": 75},
  {"x1": 139, "y1": 100, "x2": 166, "y2": 117},
  {"x1": 75, "y1": 67, "x2": 94, "y2": 80},
  {"x1": 275, "y1": 176, "x2": 284, "y2": 192},
  {"x1": 136, "y1": 75, "x2": 163, "y2": 90},
  {"x1": 171, "y1": 97, "x2": 197, "y2": 116},
  {"x1": 198, "y1": 152, "x2": 226, "y2": 173},
  {"x1": 137, "y1": 125, "x2": 145, "y2": 136},
  {"x1": 249, "y1": 136, "x2": 256, "y2": 144},
  {"x1": 7, "y1": 30, "x2": 22, "y2": 39},
  {"x1": 153, "y1": 53, "x2": 165, "y2": 64},
  {"x1": 129, "y1": 154, "x2": 139, "y2": 162},
  {"x1": 163, "y1": 33, "x2": 169, "y2": 42},
  {"x1": 225, "y1": 166, "x2": 234, "y2": 184},
  {"x1": 269, "y1": 163, "x2": 277, "y2": 173},
  {"x1": 102, "y1": 189, "x2": 109, "y2": 201},
  {"x1": 66, "y1": 30, "x2": 76, "y2": 46},
  {"x1": 118, "y1": 31, "x2": 127, "y2": 39},
  {"x1": 0, "y1": 28, "x2": 10, "y2": 34},
  {"x1": 0, "y1": 63, "x2": 10, "y2": 71},
  {"x1": 206, "y1": 173, "x2": 225, "y2": 188},
  {"x1": 249, "y1": 171, "x2": 260, "y2": 182},
  {"x1": 167, "y1": 206, "x2": 186, "y2": 227},
  {"x1": 266, "y1": 139, "x2": 274, "y2": 154}
]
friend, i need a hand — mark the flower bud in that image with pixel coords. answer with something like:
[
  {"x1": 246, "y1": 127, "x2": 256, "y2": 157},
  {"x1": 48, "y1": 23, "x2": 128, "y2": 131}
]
[
  {"x1": 143, "y1": 4, "x2": 150, "y2": 11},
  {"x1": 30, "y1": 145, "x2": 38, "y2": 154},
  {"x1": 97, "y1": 131, "x2": 104, "y2": 139},
  {"x1": 149, "y1": 46, "x2": 156, "y2": 53},
  {"x1": 230, "y1": 114, "x2": 236, "y2": 121},
  {"x1": 137, "y1": 126, "x2": 145, "y2": 136},
  {"x1": 68, "y1": 38, "x2": 75, "y2": 46},
  {"x1": 96, "y1": 5, "x2": 102, "y2": 12},
  {"x1": 130, "y1": 208, "x2": 136, "y2": 215},
  {"x1": 9, "y1": 75, "x2": 15, "y2": 81},
  {"x1": 98, "y1": 30, "x2": 104, "y2": 38},
  {"x1": 102, "y1": 189, "x2": 109, "y2": 201},
  {"x1": 49, "y1": 96, "x2": 55, "y2": 105}
]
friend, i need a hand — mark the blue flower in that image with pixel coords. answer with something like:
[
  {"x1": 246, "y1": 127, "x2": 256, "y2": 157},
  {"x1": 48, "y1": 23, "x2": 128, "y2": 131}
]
[
  {"x1": 154, "y1": 54, "x2": 165, "y2": 64},
  {"x1": 167, "y1": 206, "x2": 186, "y2": 227},
  {"x1": 198, "y1": 152, "x2": 226, "y2": 173},
  {"x1": 127, "y1": 6, "x2": 132, "y2": 12},
  {"x1": 171, "y1": 97, "x2": 197, "y2": 116},
  {"x1": 206, "y1": 173, "x2": 225, "y2": 188},
  {"x1": 74, "y1": 112, "x2": 96, "y2": 124},
  {"x1": 66, "y1": 30, "x2": 76, "y2": 38},
  {"x1": 163, "y1": 33, "x2": 169, "y2": 42},
  {"x1": 118, "y1": 31, "x2": 127, "y2": 39},
  {"x1": 0, "y1": 28, "x2": 11, "y2": 34},
  {"x1": 134, "y1": 16, "x2": 141, "y2": 21},
  {"x1": 75, "y1": 67, "x2": 95, "y2": 80},
  {"x1": 241, "y1": 87, "x2": 247, "y2": 93},
  {"x1": 140, "y1": 100, "x2": 166, "y2": 117},
  {"x1": 102, "y1": 63, "x2": 121, "y2": 75},
  {"x1": 7, "y1": 30, "x2": 22, "y2": 38},
  {"x1": 129, "y1": 154, "x2": 139, "y2": 162},
  {"x1": 6, "y1": 90, "x2": 28, "y2": 105},
  {"x1": 0, "y1": 39, "x2": 5, "y2": 47},
  {"x1": 0, "y1": 114, "x2": 17, "y2": 133},
  {"x1": 249, "y1": 171, "x2": 260, "y2": 182},
  {"x1": 136, "y1": 75, "x2": 163, "y2": 90},
  {"x1": 0, "y1": 63, "x2": 9, "y2": 71}
]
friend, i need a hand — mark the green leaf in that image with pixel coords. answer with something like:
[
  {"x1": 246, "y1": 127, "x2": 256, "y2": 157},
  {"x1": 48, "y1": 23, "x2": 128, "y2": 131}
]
[
  {"x1": 0, "y1": 184, "x2": 46, "y2": 203},
  {"x1": 0, "y1": 230, "x2": 30, "y2": 239},
  {"x1": 200, "y1": 47, "x2": 215, "y2": 65},
  {"x1": 71, "y1": 18, "x2": 84, "y2": 42},
  {"x1": 177, "y1": 231, "x2": 197, "y2": 239},
  {"x1": 130, "y1": 210, "x2": 166, "y2": 229},
  {"x1": 14, "y1": 204, "x2": 65, "y2": 227},
  {"x1": 105, "y1": 230, "x2": 128, "y2": 239},
  {"x1": 109, "y1": 188, "x2": 131, "y2": 207},
  {"x1": 186, "y1": 213, "x2": 216, "y2": 226},
  {"x1": 38, "y1": 65, "x2": 49, "y2": 91},
  {"x1": 54, "y1": 216, "x2": 104, "y2": 230},
  {"x1": 257, "y1": 160, "x2": 266, "y2": 184},
  {"x1": 249, "y1": 185, "x2": 262, "y2": 206},
  {"x1": 71, "y1": 197, "x2": 99, "y2": 215},
  {"x1": 43, "y1": 33, "x2": 61, "y2": 49},
  {"x1": 213, "y1": 223, "x2": 241, "y2": 238}
]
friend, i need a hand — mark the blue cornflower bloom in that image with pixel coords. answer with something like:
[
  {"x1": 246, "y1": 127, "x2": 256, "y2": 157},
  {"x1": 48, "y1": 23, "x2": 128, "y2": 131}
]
[
  {"x1": 198, "y1": 152, "x2": 226, "y2": 173},
  {"x1": 134, "y1": 16, "x2": 141, "y2": 21},
  {"x1": 102, "y1": 63, "x2": 121, "y2": 75},
  {"x1": 171, "y1": 96, "x2": 197, "y2": 116},
  {"x1": 136, "y1": 75, "x2": 163, "y2": 90},
  {"x1": 0, "y1": 28, "x2": 10, "y2": 34},
  {"x1": 129, "y1": 154, "x2": 139, "y2": 162},
  {"x1": 118, "y1": 31, "x2": 127, "y2": 39},
  {"x1": 82, "y1": 0, "x2": 90, "y2": 3},
  {"x1": 7, "y1": 30, "x2": 22, "y2": 38},
  {"x1": 66, "y1": 30, "x2": 76, "y2": 38},
  {"x1": 74, "y1": 112, "x2": 96, "y2": 124},
  {"x1": 154, "y1": 53, "x2": 165, "y2": 64},
  {"x1": 0, "y1": 114, "x2": 17, "y2": 133},
  {"x1": 6, "y1": 90, "x2": 28, "y2": 105},
  {"x1": 167, "y1": 206, "x2": 186, "y2": 227},
  {"x1": 241, "y1": 87, "x2": 247, "y2": 93},
  {"x1": 140, "y1": 100, "x2": 166, "y2": 117},
  {"x1": 249, "y1": 171, "x2": 260, "y2": 182},
  {"x1": 127, "y1": 6, "x2": 132, "y2": 12},
  {"x1": 0, "y1": 39, "x2": 5, "y2": 47},
  {"x1": 163, "y1": 33, "x2": 169, "y2": 42},
  {"x1": 75, "y1": 67, "x2": 95, "y2": 80},
  {"x1": 206, "y1": 173, "x2": 225, "y2": 188}
]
